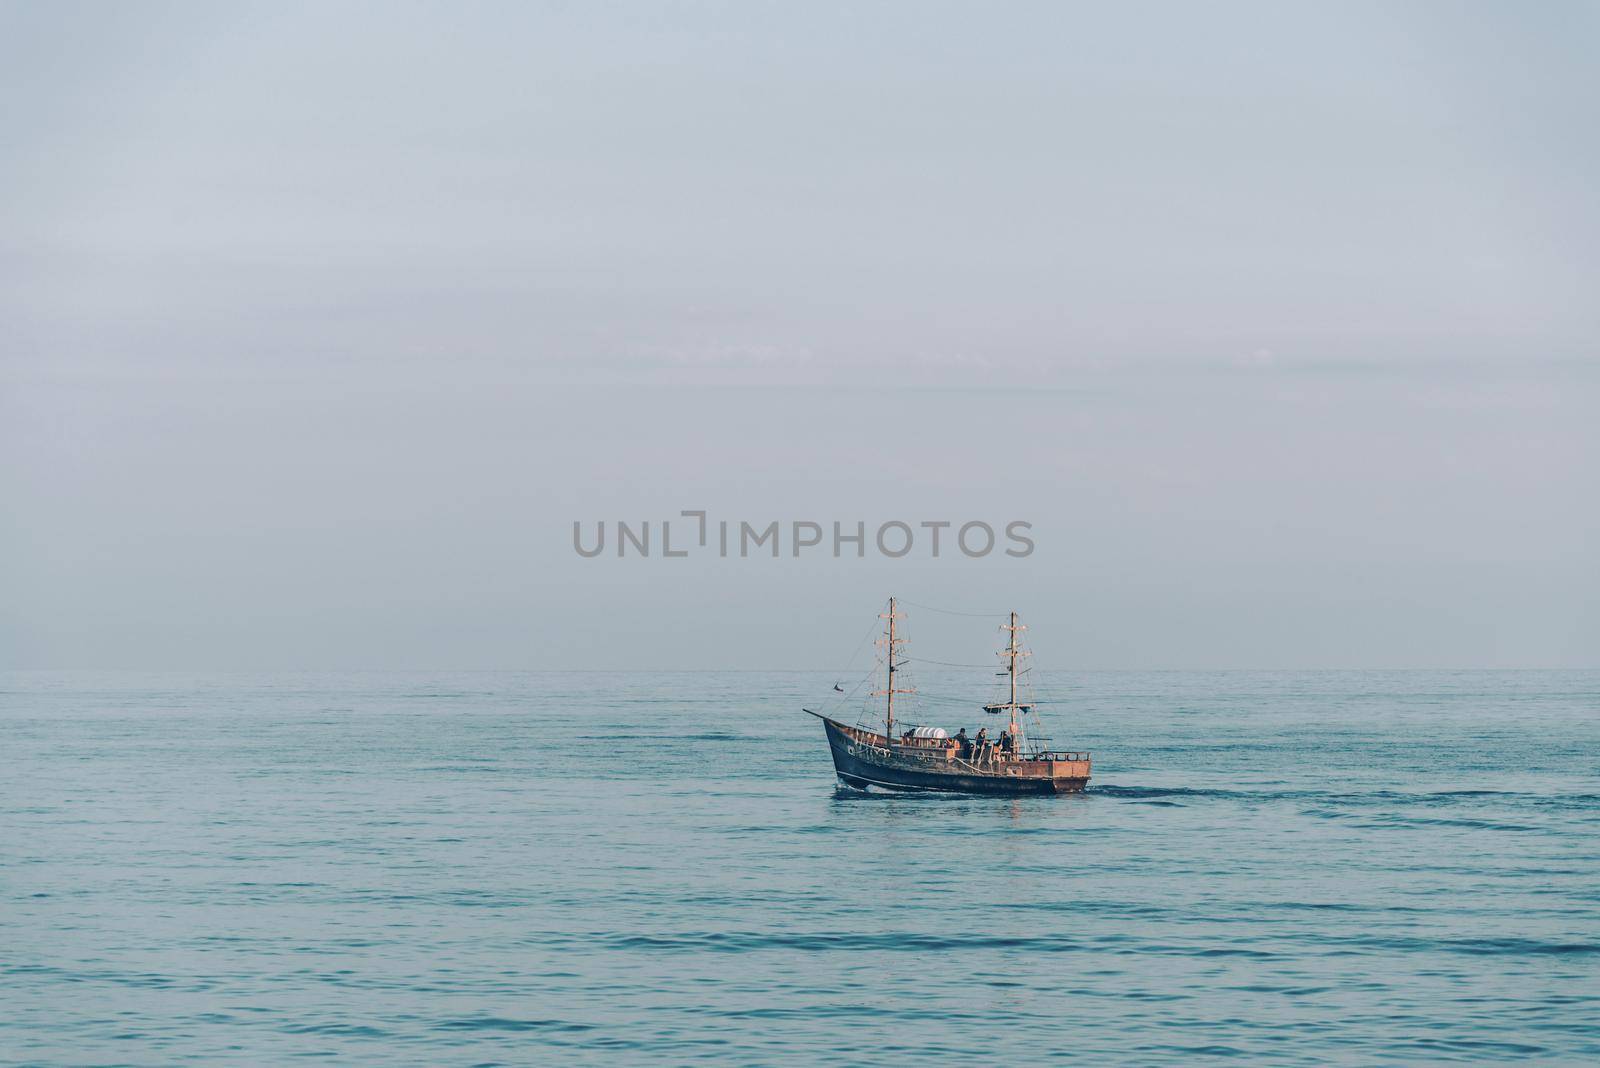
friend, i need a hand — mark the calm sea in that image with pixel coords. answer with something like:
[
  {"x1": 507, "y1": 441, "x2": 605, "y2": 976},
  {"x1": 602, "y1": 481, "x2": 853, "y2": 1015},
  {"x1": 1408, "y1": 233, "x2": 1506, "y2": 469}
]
[{"x1": 2, "y1": 669, "x2": 1597, "y2": 1064}]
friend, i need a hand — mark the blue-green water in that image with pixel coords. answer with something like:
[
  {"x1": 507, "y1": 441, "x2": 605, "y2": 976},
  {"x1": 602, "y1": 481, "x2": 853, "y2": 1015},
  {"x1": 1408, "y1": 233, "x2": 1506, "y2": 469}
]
[{"x1": 3, "y1": 670, "x2": 1598, "y2": 1064}]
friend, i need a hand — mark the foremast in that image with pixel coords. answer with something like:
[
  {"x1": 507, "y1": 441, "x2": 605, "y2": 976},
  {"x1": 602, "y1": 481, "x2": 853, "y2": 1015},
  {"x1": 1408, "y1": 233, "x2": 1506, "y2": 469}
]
[{"x1": 870, "y1": 596, "x2": 915, "y2": 742}]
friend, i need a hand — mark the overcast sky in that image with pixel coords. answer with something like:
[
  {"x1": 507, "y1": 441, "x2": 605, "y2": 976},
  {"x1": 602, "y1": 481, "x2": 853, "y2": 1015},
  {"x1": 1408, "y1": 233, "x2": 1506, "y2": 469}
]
[{"x1": 2, "y1": 1, "x2": 1596, "y2": 669}]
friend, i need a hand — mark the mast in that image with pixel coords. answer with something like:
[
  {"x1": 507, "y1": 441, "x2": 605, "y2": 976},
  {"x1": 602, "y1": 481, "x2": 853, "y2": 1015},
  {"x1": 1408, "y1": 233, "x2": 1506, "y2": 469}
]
[
  {"x1": 995, "y1": 611, "x2": 1027, "y2": 753},
  {"x1": 887, "y1": 598, "x2": 897, "y2": 739},
  {"x1": 871, "y1": 596, "x2": 913, "y2": 743},
  {"x1": 1007, "y1": 611, "x2": 1020, "y2": 744}
]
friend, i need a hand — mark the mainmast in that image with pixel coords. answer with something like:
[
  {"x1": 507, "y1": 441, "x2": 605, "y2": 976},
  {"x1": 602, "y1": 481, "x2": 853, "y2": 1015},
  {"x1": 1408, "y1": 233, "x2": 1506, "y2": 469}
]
[
  {"x1": 1007, "y1": 611, "x2": 1021, "y2": 743},
  {"x1": 872, "y1": 596, "x2": 914, "y2": 742},
  {"x1": 992, "y1": 611, "x2": 1029, "y2": 752}
]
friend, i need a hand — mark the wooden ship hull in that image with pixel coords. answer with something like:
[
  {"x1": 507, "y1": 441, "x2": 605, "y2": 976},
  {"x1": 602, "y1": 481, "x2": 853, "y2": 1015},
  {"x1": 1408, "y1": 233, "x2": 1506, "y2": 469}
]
[{"x1": 818, "y1": 715, "x2": 1090, "y2": 795}]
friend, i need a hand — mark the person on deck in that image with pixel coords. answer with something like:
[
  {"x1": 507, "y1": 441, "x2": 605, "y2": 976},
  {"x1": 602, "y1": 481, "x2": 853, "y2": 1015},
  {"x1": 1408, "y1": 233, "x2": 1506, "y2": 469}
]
[
  {"x1": 955, "y1": 727, "x2": 970, "y2": 758},
  {"x1": 1000, "y1": 729, "x2": 1011, "y2": 757},
  {"x1": 975, "y1": 727, "x2": 988, "y2": 760}
]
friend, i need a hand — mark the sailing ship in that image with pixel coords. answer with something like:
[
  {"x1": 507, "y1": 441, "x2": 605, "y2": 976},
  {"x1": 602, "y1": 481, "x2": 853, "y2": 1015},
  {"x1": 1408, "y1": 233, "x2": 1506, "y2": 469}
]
[{"x1": 807, "y1": 597, "x2": 1091, "y2": 794}]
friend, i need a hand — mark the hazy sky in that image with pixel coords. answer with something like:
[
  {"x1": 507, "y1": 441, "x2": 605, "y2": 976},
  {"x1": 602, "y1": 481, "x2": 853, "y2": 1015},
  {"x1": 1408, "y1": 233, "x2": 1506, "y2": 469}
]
[{"x1": 2, "y1": 1, "x2": 1596, "y2": 669}]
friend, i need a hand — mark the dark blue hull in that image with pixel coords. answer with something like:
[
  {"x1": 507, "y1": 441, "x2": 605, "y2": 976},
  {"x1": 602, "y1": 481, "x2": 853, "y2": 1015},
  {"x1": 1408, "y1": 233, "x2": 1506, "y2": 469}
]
[{"x1": 821, "y1": 717, "x2": 1088, "y2": 795}]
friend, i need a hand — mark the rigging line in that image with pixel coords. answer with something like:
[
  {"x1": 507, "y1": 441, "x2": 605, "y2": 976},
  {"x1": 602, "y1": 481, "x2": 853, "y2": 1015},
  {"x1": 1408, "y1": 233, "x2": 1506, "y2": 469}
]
[
  {"x1": 824, "y1": 654, "x2": 878, "y2": 717},
  {"x1": 831, "y1": 674, "x2": 870, "y2": 711},
  {"x1": 823, "y1": 608, "x2": 891, "y2": 716},
  {"x1": 837, "y1": 661, "x2": 879, "y2": 710},
  {"x1": 851, "y1": 646, "x2": 893, "y2": 730},
  {"x1": 830, "y1": 604, "x2": 888, "y2": 684},
  {"x1": 904, "y1": 656, "x2": 999, "y2": 668},
  {"x1": 897, "y1": 599, "x2": 1006, "y2": 619}
]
